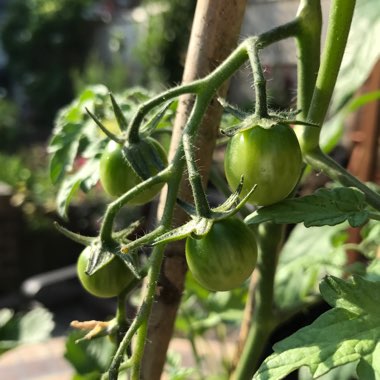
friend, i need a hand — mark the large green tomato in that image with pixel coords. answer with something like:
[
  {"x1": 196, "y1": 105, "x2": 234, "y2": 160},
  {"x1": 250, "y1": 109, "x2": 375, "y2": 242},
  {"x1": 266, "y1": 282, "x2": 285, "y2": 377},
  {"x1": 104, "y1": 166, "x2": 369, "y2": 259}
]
[
  {"x1": 185, "y1": 218, "x2": 257, "y2": 292},
  {"x1": 77, "y1": 247, "x2": 134, "y2": 298},
  {"x1": 224, "y1": 123, "x2": 302, "y2": 206},
  {"x1": 99, "y1": 138, "x2": 167, "y2": 205}
]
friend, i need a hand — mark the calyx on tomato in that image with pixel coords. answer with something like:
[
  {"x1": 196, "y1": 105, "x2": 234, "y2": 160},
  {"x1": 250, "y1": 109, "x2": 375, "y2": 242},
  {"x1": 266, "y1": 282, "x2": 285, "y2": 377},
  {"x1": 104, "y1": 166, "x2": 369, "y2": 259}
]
[
  {"x1": 99, "y1": 137, "x2": 167, "y2": 204},
  {"x1": 77, "y1": 246, "x2": 134, "y2": 298},
  {"x1": 224, "y1": 123, "x2": 302, "y2": 206},
  {"x1": 185, "y1": 218, "x2": 257, "y2": 292}
]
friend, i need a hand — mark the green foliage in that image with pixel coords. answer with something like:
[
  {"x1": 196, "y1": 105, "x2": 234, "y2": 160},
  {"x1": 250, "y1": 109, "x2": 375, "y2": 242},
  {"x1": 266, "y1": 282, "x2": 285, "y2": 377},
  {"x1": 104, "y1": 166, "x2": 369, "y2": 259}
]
[
  {"x1": 1, "y1": 0, "x2": 99, "y2": 126},
  {"x1": 48, "y1": 85, "x2": 175, "y2": 217},
  {"x1": 138, "y1": 0, "x2": 195, "y2": 86},
  {"x1": 44, "y1": 1, "x2": 380, "y2": 379},
  {"x1": 274, "y1": 223, "x2": 348, "y2": 311},
  {"x1": 245, "y1": 187, "x2": 372, "y2": 228},
  {"x1": 0, "y1": 153, "x2": 30, "y2": 188},
  {"x1": 0, "y1": 148, "x2": 57, "y2": 228},
  {"x1": 0, "y1": 307, "x2": 54, "y2": 355},
  {"x1": 358, "y1": 220, "x2": 380, "y2": 259},
  {"x1": 65, "y1": 330, "x2": 115, "y2": 379},
  {"x1": 0, "y1": 97, "x2": 21, "y2": 151},
  {"x1": 173, "y1": 272, "x2": 247, "y2": 378},
  {"x1": 176, "y1": 272, "x2": 246, "y2": 337},
  {"x1": 254, "y1": 274, "x2": 380, "y2": 380},
  {"x1": 165, "y1": 351, "x2": 198, "y2": 380},
  {"x1": 298, "y1": 362, "x2": 358, "y2": 380},
  {"x1": 72, "y1": 51, "x2": 130, "y2": 95}
]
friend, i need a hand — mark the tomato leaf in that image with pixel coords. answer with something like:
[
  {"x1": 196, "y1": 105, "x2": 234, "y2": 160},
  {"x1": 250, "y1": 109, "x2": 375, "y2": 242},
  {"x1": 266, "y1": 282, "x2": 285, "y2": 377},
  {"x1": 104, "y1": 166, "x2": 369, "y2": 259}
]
[
  {"x1": 245, "y1": 187, "x2": 369, "y2": 227},
  {"x1": 48, "y1": 85, "x2": 109, "y2": 184},
  {"x1": 0, "y1": 307, "x2": 54, "y2": 355},
  {"x1": 274, "y1": 223, "x2": 348, "y2": 311},
  {"x1": 64, "y1": 330, "x2": 114, "y2": 376},
  {"x1": 254, "y1": 275, "x2": 380, "y2": 380},
  {"x1": 56, "y1": 158, "x2": 100, "y2": 218},
  {"x1": 298, "y1": 361, "x2": 358, "y2": 380},
  {"x1": 49, "y1": 86, "x2": 156, "y2": 216}
]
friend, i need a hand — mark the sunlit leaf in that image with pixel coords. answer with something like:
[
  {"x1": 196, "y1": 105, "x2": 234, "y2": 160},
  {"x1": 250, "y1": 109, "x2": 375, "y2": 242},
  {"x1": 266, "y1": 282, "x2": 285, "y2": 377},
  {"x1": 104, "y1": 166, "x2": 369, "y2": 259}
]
[
  {"x1": 245, "y1": 187, "x2": 369, "y2": 228},
  {"x1": 56, "y1": 158, "x2": 100, "y2": 218},
  {"x1": 274, "y1": 223, "x2": 348, "y2": 310},
  {"x1": 254, "y1": 276, "x2": 380, "y2": 380}
]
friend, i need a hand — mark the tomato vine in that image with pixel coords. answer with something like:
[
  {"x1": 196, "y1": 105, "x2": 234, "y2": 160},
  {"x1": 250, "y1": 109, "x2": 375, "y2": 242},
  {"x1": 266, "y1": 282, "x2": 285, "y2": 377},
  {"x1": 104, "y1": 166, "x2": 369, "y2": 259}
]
[{"x1": 48, "y1": 0, "x2": 380, "y2": 379}]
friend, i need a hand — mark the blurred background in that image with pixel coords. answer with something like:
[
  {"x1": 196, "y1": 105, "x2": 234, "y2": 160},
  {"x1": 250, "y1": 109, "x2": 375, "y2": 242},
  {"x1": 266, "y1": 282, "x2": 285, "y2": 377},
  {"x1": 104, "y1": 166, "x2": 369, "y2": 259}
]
[{"x1": 0, "y1": 0, "x2": 379, "y2": 378}]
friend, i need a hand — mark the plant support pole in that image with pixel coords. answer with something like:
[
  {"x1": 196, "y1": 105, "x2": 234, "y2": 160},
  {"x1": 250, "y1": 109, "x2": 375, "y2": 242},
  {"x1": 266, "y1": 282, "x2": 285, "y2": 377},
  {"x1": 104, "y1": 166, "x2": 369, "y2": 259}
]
[{"x1": 140, "y1": 1, "x2": 248, "y2": 378}]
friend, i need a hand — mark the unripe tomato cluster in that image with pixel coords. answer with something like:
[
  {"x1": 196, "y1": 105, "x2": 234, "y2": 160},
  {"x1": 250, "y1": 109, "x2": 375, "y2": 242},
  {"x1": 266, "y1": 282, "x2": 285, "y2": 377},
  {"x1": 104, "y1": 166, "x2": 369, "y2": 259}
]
[
  {"x1": 185, "y1": 123, "x2": 302, "y2": 291},
  {"x1": 77, "y1": 123, "x2": 302, "y2": 296}
]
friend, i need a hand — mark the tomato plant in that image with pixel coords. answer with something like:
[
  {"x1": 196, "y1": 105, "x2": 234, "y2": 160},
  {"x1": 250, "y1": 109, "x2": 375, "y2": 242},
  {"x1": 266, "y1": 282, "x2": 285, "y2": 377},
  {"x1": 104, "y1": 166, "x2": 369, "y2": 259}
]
[
  {"x1": 99, "y1": 137, "x2": 167, "y2": 204},
  {"x1": 77, "y1": 247, "x2": 134, "y2": 298},
  {"x1": 185, "y1": 218, "x2": 257, "y2": 291},
  {"x1": 48, "y1": 1, "x2": 380, "y2": 379},
  {"x1": 224, "y1": 123, "x2": 303, "y2": 206}
]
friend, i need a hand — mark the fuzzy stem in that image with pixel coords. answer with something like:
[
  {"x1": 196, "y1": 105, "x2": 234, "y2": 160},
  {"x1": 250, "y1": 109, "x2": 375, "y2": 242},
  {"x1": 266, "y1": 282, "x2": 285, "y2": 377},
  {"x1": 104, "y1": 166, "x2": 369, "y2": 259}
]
[
  {"x1": 182, "y1": 94, "x2": 214, "y2": 217},
  {"x1": 130, "y1": 243, "x2": 166, "y2": 378},
  {"x1": 247, "y1": 40, "x2": 268, "y2": 118},
  {"x1": 108, "y1": 244, "x2": 166, "y2": 380},
  {"x1": 99, "y1": 166, "x2": 172, "y2": 243}
]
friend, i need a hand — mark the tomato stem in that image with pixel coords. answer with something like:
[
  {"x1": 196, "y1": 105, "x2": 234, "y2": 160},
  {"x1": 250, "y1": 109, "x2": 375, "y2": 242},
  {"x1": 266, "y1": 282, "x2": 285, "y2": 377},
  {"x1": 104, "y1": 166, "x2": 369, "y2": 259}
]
[
  {"x1": 295, "y1": 0, "x2": 356, "y2": 153},
  {"x1": 295, "y1": 0, "x2": 322, "y2": 118},
  {"x1": 115, "y1": 289, "x2": 128, "y2": 346},
  {"x1": 130, "y1": 244, "x2": 167, "y2": 379},
  {"x1": 99, "y1": 166, "x2": 173, "y2": 243},
  {"x1": 244, "y1": 19, "x2": 300, "y2": 119},
  {"x1": 247, "y1": 39, "x2": 268, "y2": 118},
  {"x1": 306, "y1": 150, "x2": 380, "y2": 211},
  {"x1": 232, "y1": 223, "x2": 285, "y2": 380},
  {"x1": 126, "y1": 82, "x2": 200, "y2": 143},
  {"x1": 107, "y1": 301, "x2": 149, "y2": 380},
  {"x1": 182, "y1": 94, "x2": 214, "y2": 217}
]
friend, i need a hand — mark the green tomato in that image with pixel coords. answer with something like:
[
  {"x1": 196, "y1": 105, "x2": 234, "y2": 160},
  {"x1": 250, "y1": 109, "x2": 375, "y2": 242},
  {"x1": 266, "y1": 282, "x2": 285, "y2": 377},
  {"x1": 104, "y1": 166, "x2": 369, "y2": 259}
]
[
  {"x1": 224, "y1": 123, "x2": 303, "y2": 206},
  {"x1": 185, "y1": 218, "x2": 257, "y2": 292},
  {"x1": 77, "y1": 247, "x2": 134, "y2": 298},
  {"x1": 99, "y1": 138, "x2": 167, "y2": 205}
]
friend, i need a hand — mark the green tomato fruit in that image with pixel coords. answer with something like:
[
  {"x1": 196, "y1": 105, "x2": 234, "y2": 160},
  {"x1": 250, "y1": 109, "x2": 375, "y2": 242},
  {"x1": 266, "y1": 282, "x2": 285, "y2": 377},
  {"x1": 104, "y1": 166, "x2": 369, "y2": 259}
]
[
  {"x1": 224, "y1": 123, "x2": 303, "y2": 206},
  {"x1": 77, "y1": 247, "x2": 134, "y2": 298},
  {"x1": 99, "y1": 138, "x2": 167, "y2": 205},
  {"x1": 185, "y1": 218, "x2": 257, "y2": 292}
]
